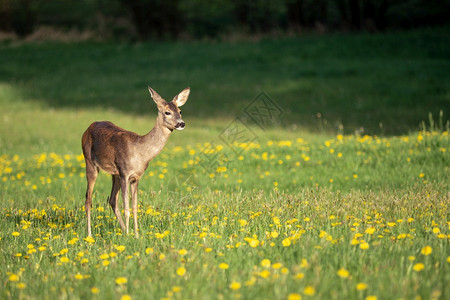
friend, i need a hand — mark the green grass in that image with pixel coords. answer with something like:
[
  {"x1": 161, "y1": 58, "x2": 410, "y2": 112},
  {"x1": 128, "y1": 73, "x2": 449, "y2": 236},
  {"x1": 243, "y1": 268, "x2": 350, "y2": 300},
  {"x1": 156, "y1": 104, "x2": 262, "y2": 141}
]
[{"x1": 0, "y1": 28, "x2": 449, "y2": 299}]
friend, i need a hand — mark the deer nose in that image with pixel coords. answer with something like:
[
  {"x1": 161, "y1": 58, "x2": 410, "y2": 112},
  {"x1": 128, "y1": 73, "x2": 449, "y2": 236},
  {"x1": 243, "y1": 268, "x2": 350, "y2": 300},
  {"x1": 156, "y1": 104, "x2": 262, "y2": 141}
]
[{"x1": 175, "y1": 121, "x2": 185, "y2": 130}]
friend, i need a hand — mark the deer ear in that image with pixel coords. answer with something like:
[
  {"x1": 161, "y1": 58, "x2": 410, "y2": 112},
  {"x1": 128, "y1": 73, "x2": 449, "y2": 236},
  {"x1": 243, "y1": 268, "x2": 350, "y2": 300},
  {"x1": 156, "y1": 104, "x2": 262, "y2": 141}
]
[
  {"x1": 148, "y1": 86, "x2": 166, "y2": 111},
  {"x1": 148, "y1": 86, "x2": 163, "y2": 104},
  {"x1": 173, "y1": 87, "x2": 190, "y2": 107}
]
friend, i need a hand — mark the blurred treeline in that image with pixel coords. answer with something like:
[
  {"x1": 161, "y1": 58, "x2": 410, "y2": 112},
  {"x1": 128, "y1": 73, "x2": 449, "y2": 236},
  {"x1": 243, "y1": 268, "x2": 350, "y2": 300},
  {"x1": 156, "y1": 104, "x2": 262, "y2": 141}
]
[{"x1": 0, "y1": 0, "x2": 449, "y2": 40}]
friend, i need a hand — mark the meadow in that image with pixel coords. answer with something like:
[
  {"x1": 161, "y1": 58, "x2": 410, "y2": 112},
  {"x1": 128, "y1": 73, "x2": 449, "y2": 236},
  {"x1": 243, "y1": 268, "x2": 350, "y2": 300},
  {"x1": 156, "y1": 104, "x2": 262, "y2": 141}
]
[{"x1": 0, "y1": 28, "x2": 449, "y2": 299}]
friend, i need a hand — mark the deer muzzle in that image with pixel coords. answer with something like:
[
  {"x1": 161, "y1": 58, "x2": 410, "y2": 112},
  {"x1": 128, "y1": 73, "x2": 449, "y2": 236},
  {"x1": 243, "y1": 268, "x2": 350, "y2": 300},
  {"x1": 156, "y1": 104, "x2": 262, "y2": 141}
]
[{"x1": 175, "y1": 121, "x2": 185, "y2": 130}]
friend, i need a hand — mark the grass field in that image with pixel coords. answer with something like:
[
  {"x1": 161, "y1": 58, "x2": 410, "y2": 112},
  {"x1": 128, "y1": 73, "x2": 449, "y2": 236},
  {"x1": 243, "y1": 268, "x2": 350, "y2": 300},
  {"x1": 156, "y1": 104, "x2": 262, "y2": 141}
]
[{"x1": 0, "y1": 28, "x2": 449, "y2": 299}]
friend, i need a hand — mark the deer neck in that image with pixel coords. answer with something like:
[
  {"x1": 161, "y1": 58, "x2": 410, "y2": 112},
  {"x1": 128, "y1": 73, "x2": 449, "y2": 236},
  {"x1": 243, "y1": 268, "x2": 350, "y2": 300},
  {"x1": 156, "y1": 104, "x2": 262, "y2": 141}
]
[{"x1": 141, "y1": 113, "x2": 172, "y2": 161}]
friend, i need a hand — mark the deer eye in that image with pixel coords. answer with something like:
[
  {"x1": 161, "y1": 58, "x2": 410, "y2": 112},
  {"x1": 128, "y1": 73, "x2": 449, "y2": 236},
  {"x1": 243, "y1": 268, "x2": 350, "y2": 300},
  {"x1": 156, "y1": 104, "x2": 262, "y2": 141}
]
[{"x1": 165, "y1": 111, "x2": 171, "y2": 115}]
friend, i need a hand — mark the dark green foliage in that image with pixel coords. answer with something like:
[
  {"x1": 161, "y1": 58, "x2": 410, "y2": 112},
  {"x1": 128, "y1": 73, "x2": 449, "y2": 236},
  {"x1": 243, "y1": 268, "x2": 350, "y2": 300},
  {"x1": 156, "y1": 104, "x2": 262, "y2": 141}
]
[{"x1": 0, "y1": 0, "x2": 449, "y2": 39}]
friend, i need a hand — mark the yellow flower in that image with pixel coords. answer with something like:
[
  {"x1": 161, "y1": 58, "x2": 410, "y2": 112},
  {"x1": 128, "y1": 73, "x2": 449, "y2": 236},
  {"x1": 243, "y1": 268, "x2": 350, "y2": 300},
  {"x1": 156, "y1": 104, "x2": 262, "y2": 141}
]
[
  {"x1": 91, "y1": 287, "x2": 99, "y2": 294},
  {"x1": 413, "y1": 263, "x2": 425, "y2": 272},
  {"x1": 115, "y1": 277, "x2": 127, "y2": 285},
  {"x1": 229, "y1": 281, "x2": 241, "y2": 290},
  {"x1": 365, "y1": 227, "x2": 376, "y2": 234},
  {"x1": 145, "y1": 248, "x2": 153, "y2": 254},
  {"x1": 282, "y1": 238, "x2": 291, "y2": 247},
  {"x1": 304, "y1": 286, "x2": 315, "y2": 296},
  {"x1": 121, "y1": 295, "x2": 131, "y2": 300},
  {"x1": 100, "y1": 253, "x2": 109, "y2": 260},
  {"x1": 261, "y1": 259, "x2": 271, "y2": 268},
  {"x1": 288, "y1": 293, "x2": 302, "y2": 300},
  {"x1": 12, "y1": 231, "x2": 20, "y2": 236},
  {"x1": 176, "y1": 267, "x2": 186, "y2": 276},
  {"x1": 356, "y1": 283, "x2": 368, "y2": 290},
  {"x1": 421, "y1": 246, "x2": 432, "y2": 256},
  {"x1": 102, "y1": 260, "x2": 110, "y2": 266},
  {"x1": 248, "y1": 239, "x2": 259, "y2": 248},
  {"x1": 16, "y1": 282, "x2": 26, "y2": 289},
  {"x1": 116, "y1": 245, "x2": 126, "y2": 252},
  {"x1": 270, "y1": 231, "x2": 279, "y2": 238},
  {"x1": 84, "y1": 236, "x2": 95, "y2": 243},
  {"x1": 219, "y1": 263, "x2": 229, "y2": 270},
  {"x1": 74, "y1": 273, "x2": 84, "y2": 280},
  {"x1": 259, "y1": 270, "x2": 270, "y2": 278},
  {"x1": 178, "y1": 249, "x2": 187, "y2": 256},
  {"x1": 272, "y1": 262, "x2": 282, "y2": 269},
  {"x1": 337, "y1": 268, "x2": 350, "y2": 278},
  {"x1": 366, "y1": 296, "x2": 377, "y2": 300},
  {"x1": 359, "y1": 242, "x2": 370, "y2": 250},
  {"x1": 9, "y1": 274, "x2": 19, "y2": 282},
  {"x1": 60, "y1": 257, "x2": 69, "y2": 263}
]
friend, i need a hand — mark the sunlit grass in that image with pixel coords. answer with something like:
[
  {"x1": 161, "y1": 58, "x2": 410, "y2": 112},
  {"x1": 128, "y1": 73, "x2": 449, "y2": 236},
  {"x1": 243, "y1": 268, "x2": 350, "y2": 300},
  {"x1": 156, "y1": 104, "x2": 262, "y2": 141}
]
[
  {"x1": 0, "y1": 28, "x2": 449, "y2": 299},
  {"x1": 0, "y1": 129, "x2": 448, "y2": 299}
]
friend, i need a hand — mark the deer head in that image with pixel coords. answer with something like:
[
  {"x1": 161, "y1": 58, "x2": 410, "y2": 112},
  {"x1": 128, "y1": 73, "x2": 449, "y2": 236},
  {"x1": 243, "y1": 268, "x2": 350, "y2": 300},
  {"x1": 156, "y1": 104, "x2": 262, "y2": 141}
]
[{"x1": 148, "y1": 86, "x2": 190, "y2": 131}]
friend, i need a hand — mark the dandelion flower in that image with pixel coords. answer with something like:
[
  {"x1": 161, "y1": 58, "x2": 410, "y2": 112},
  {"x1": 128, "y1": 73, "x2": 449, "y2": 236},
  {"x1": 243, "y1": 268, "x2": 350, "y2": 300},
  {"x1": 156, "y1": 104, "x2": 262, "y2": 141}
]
[
  {"x1": 60, "y1": 257, "x2": 70, "y2": 263},
  {"x1": 282, "y1": 238, "x2": 291, "y2": 247},
  {"x1": 219, "y1": 263, "x2": 229, "y2": 270},
  {"x1": 178, "y1": 249, "x2": 187, "y2": 256},
  {"x1": 337, "y1": 268, "x2": 350, "y2": 278},
  {"x1": 359, "y1": 242, "x2": 370, "y2": 250},
  {"x1": 356, "y1": 283, "x2": 368, "y2": 290},
  {"x1": 259, "y1": 270, "x2": 270, "y2": 278},
  {"x1": 365, "y1": 227, "x2": 376, "y2": 234},
  {"x1": 75, "y1": 273, "x2": 84, "y2": 280},
  {"x1": 248, "y1": 239, "x2": 259, "y2": 248},
  {"x1": 9, "y1": 274, "x2": 19, "y2": 282},
  {"x1": 413, "y1": 263, "x2": 425, "y2": 272},
  {"x1": 366, "y1": 296, "x2": 377, "y2": 300},
  {"x1": 176, "y1": 267, "x2": 186, "y2": 276},
  {"x1": 12, "y1": 231, "x2": 20, "y2": 237},
  {"x1": 304, "y1": 286, "x2": 315, "y2": 296},
  {"x1": 272, "y1": 262, "x2": 283, "y2": 269},
  {"x1": 421, "y1": 246, "x2": 432, "y2": 256},
  {"x1": 84, "y1": 236, "x2": 95, "y2": 243},
  {"x1": 288, "y1": 293, "x2": 302, "y2": 300},
  {"x1": 229, "y1": 281, "x2": 241, "y2": 290},
  {"x1": 115, "y1": 277, "x2": 127, "y2": 285},
  {"x1": 116, "y1": 245, "x2": 126, "y2": 252},
  {"x1": 121, "y1": 295, "x2": 131, "y2": 300},
  {"x1": 91, "y1": 287, "x2": 99, "y2": 294},
  {"x1": 261, "y1": 259, "x2": 271, "y2": 268},
  {"x1": 16, "y1": 282, "x2": 26, "y2": 289}
]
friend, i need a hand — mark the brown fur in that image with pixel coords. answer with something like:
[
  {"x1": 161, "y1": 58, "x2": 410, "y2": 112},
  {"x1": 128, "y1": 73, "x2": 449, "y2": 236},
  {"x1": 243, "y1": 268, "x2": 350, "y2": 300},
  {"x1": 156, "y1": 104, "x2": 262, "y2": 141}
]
[{"x1": 82, "y1": 86, "x2": 190, "y2": 237}]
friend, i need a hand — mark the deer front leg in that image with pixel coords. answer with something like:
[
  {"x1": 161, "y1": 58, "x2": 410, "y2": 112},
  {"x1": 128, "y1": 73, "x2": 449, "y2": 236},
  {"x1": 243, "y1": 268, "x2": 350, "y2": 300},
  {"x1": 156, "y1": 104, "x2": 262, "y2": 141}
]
[
  {"x1": 109, "y1": 175, "x2": 126, "y2": 232},
  {"x1": 130, "y1": 179, "x2": 140, "y2": 238},
  {"x1": 120, "y1": 177, "x2": 130, "y2": 235}
]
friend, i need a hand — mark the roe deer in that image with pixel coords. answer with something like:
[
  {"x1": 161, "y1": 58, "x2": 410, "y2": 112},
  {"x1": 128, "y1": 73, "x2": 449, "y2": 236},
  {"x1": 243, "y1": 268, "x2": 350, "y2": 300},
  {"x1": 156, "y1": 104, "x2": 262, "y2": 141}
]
[{"x1": 82, "y1": 86, "x2": 190, "y2": 237}]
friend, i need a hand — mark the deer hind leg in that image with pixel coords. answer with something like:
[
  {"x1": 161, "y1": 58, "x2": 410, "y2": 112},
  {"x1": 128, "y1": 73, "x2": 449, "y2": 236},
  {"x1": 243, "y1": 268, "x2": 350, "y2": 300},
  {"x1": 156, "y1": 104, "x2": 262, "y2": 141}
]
[
  {"x1": 85, "y1": 161, "x2": 98, "y2": 237},
  {"x1": 130, "y1": 179, "x2": 140, "y2": 238},
  {"x1": 109, "y1": 175, "x2": 126, "y2": 232},
  {"x1": 120, "y1": 176, "x2": 130, "y2": 235}
]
